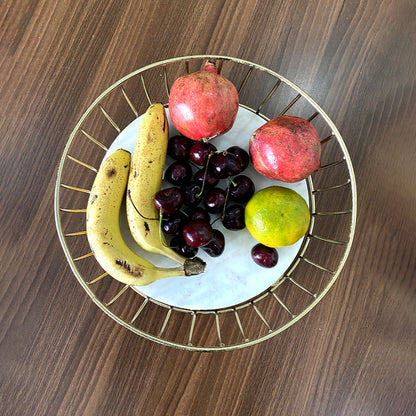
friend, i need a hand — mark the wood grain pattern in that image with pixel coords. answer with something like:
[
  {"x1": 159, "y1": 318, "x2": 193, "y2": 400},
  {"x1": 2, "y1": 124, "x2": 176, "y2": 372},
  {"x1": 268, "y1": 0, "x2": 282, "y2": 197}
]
[{"x1": 1, "y1": 0, "x2": 415, "y2": 415}]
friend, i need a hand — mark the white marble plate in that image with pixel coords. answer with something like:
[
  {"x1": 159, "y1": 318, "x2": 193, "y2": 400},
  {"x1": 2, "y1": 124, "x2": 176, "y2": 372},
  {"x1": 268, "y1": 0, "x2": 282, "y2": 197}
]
[{"x1": 105, "y1": 107, "x2": 309, "y2": 310}]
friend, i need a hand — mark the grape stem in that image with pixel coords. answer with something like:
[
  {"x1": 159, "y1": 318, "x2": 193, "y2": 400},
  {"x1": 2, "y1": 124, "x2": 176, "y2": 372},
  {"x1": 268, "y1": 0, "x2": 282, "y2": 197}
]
[
  {"x1": 180, "y1": 208, "x2": 189, "y2": 218},
  {"x1": 221, "y1": 180, "x2": 231, "y2": 221},
  {"x1": 228, "y1": 176, "x2": 237, "y2": 187},
  {"x1": 158, "y1": 210, "x2": 170, "y2": 248},
  {"x1": 195, "y1": 150, "x2": 218, "y2": 198}
]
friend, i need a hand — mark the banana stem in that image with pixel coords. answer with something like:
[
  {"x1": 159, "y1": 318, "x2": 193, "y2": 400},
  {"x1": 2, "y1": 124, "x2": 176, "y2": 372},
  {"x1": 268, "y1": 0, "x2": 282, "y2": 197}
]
[{"x1": 183, "y1": 257, "x2": 206, "y2": 276}]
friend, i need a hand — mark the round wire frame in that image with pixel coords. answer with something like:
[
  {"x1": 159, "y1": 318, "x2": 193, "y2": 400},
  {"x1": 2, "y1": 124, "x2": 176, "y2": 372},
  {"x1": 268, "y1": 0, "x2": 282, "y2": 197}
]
[{"x1": 54, "y1": 55, "x2": 357, "y2": 351}]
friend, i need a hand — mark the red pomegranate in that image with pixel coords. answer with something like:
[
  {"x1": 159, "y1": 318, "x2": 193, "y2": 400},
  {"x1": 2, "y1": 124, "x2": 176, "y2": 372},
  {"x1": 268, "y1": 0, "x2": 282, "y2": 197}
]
[
  {"x1": 168, "y1": 60, "x2": 239, "y2": 141},
  {"x1": 249, "y1": 115, "x2": 321, "y2": 182}
]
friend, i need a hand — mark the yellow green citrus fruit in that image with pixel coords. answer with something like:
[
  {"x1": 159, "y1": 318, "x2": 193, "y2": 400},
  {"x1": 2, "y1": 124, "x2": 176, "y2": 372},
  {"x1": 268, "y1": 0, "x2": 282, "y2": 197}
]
[{"x1": 245, "y1": 186, "x2": 310, "y2": 247}]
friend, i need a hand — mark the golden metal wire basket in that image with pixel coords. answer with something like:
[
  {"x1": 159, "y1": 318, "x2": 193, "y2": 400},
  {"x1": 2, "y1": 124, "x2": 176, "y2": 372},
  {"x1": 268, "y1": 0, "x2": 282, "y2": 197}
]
[{"x1": 54, "y1": 55, "x2": 357, "y2": 351}]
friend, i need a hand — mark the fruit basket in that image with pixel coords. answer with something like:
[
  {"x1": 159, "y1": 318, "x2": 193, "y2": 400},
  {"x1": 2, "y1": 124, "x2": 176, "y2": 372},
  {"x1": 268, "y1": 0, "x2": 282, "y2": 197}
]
[{"x1": 55, "y1": 55, "x2": 357, "y2": 351}]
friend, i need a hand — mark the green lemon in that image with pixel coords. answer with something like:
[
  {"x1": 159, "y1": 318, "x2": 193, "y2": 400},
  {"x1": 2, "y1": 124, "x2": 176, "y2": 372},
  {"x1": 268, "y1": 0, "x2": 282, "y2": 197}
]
[{"x1": 245, "y1": 186, "x2": 310, "y2": 247}]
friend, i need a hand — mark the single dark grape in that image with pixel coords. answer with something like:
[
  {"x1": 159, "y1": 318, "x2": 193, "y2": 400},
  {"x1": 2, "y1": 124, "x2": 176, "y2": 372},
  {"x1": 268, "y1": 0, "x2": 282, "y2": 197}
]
[
  {"x1": 153, "y1": 187, "x2": 184, "y2": 214},
  {"x1": 202, "y1": 229, "x2": 225, "y2": 257},
  {"x1": 165, "y1": 161, "x2": 193, "y2": 186},
  {"x1": 161, "y1": 212, "x2": 187, "y2": 236},
  {"x1": 187, "y1": 206, "x2": 211, "y2": 223},
  {"x1": 251, "y1": 243, "x2": 279, "y2": 268},
  {"x1": 203, "y1": 187, "x2": 227, "y2": 214},
  {"x1": 181, "y1": 181, "x2": 203, "y2": 206},
  {"x1": 229, "y1": 175, "x2": 255, "y2": 203},
  {"x1": 167, "y1": 135, "x2": 193, "y2": 160},
  {"x1": 227, "y1": 146, "x2": 250, "y2": 172},
  {"x1": 193, "y1": 166, "x2": 220, "y2": 188},
  {"x1": 211, "y1": 151, "x2": 242, "y2": 179},
  {"x1": 170, "y1": 235, "x2": 198, "y2": 258},
  {"x1": 227, "y1": 154, "x2": 243, "y2": 176},
  {"x1": 182, "y1": 219, "x2": 213, "y2": 248},
  {"x1": 222, "y1": 204, "x2": 245, "y2": 230},
  {"x1": 189, "y1": 141, "x2": 217, "y2": 166}
]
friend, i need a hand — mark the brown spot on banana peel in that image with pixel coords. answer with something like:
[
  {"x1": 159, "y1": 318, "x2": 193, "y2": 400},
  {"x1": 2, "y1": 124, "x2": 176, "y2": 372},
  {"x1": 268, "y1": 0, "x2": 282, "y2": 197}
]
[
  {"x1": 115, "y1": 259, "x2": 144, "y2": 277},
  {"x1": 106, "y1": 167, "x2": 117, "y2": 177}
]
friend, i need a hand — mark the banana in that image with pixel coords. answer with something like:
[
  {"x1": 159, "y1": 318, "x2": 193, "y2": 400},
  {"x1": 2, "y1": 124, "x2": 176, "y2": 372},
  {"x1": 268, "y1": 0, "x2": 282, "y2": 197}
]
[
  {"x1": 86, "y1": 149, "x2": 205, "y2": 287},
  {"x1": 126, "y1": 103, "x2": 189, "y2": 264}
]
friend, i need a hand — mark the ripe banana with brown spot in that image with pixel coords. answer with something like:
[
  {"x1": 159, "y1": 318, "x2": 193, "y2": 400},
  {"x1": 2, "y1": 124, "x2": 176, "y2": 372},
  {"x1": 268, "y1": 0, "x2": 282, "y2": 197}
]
[
  {"x1": 86, "y1": 148, "x2": 205, "y2": 286},
  {"x1": 126, "y1": 103, "x2": 193, "y2": 265}
]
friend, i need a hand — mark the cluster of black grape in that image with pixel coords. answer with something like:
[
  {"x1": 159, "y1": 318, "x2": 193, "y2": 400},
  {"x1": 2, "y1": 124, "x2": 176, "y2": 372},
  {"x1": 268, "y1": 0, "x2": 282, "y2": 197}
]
[{"x1": 153, "y1": 135, "x2": 278, "y2": 267}]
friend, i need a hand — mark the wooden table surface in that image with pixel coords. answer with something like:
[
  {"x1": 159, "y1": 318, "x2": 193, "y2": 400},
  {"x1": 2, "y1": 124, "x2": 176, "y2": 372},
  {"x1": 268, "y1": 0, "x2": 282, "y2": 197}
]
[{"x1": 1, "y1": 0, "x2": 415, "y2": 415}]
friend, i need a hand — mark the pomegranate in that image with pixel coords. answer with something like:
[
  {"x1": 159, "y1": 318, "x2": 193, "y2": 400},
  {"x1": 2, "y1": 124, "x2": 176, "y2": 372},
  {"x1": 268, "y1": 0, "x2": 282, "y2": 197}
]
[
  {"x1": 249, "y1": 115, "x2": 321, "y2": 182},
  {"x1": 168, "y1": 60, "x2": 239, "y2": 141}
]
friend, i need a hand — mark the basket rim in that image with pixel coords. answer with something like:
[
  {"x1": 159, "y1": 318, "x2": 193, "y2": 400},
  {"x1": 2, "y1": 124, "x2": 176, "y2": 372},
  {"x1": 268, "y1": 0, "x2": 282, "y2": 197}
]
[{"x1": 54, "y1": 55, "x2": 357, "y2": 351}]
